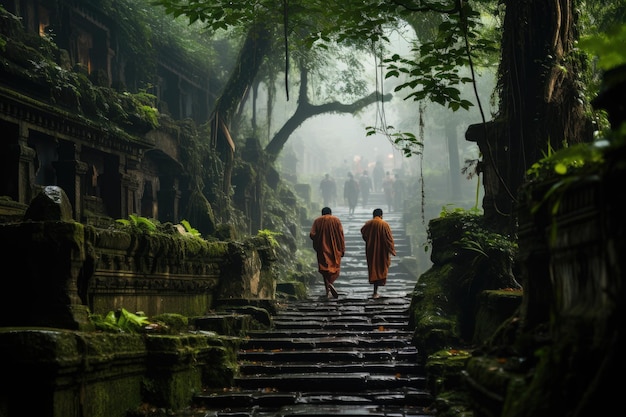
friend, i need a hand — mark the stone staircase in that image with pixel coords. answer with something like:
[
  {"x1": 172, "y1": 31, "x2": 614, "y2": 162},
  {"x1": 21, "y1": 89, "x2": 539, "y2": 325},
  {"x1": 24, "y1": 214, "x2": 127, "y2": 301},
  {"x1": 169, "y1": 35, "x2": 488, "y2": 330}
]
[{"x1": 191, "y1": 196, "x2": 435, "y2": 416}]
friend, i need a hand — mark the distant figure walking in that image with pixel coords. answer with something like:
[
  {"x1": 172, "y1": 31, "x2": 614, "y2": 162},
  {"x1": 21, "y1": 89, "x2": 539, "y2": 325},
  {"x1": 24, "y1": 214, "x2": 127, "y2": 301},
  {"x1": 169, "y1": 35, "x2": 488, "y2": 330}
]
[
  {"x1": 392, "y1": 174, "x2": 406, "y2": 212},
  {"x1": 343, "y1": 172, "x2": 360, "y2": 215},
  {"x1": 310, "y1": 207, "x2": 345, "y2": 299},
  {"x1": 361, "y1": 208, "x2": 396, "y2": 298},
  {"x1": 373, "y1": 160, "x2": 385, "y2": 192},
  {"x1": 319, "y1": 173, "x2": 337, "y2": 207},
  {"x1": 359, "y1": 170, "x2": 373, "y2": 207},
  {"x1": 382, "y1": 171, "x2": 394, "y2": 212}
]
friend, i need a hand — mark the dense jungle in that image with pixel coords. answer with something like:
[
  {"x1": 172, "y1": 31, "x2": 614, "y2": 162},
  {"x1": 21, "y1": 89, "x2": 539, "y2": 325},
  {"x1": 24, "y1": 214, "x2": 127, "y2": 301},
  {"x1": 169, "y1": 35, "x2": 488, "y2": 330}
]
[{"x1": 1, "y1": 1, "x2": 625, "y2": 417}]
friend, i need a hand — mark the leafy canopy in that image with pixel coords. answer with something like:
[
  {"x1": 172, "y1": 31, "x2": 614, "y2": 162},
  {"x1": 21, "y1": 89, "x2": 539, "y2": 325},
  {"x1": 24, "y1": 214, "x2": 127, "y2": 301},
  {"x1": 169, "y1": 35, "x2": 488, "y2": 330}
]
[
  {"x1": 151, "y1": 1, "x2": 498, "y2": 149},
  {"x1": 150, "y1": 0, "x2": 493, "y2": 104}
]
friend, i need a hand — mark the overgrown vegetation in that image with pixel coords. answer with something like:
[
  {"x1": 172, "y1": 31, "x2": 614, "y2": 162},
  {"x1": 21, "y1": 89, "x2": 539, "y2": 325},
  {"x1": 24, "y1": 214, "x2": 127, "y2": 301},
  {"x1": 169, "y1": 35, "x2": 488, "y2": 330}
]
[
  {"x1": 116, "y1": 214, "x2": 159, "y2": 232},
  {"x1": 91, "y1": 308, "x2": 192, "y2": 334},
  {"x1": 256, "y1": 229, "x2": 281, "y2": 247},
  {"x1": 91, "y1": 308, "x2": 152, "y2": 333}
]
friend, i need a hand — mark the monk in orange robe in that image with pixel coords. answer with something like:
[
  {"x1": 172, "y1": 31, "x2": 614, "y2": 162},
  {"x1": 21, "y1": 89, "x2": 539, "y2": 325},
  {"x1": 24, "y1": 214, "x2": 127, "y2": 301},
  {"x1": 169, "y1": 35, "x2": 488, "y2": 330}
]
[
  {"x1": 361, "y1": 208, "x2": 396, "y2": 298},
  {"x1": 310, "y1": 207, "x2": 345, "y2": 298}
]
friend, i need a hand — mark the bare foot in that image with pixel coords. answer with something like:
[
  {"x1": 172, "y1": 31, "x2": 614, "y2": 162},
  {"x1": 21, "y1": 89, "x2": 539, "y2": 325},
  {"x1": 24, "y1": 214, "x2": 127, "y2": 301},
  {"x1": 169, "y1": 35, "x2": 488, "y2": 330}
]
[{"x1": 328, "y1": 283, "x2": 339, "y2": 298}]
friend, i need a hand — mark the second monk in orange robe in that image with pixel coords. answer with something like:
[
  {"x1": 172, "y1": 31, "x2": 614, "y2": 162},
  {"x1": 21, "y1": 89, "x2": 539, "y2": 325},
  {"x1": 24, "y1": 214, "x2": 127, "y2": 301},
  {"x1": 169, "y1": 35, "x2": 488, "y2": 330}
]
[
  {"x1": 361, "y1": 208, "x2": 396, "y2": 298},
  {"x1": 310, "y1": 207, "x2": 345, "y2": 298}
]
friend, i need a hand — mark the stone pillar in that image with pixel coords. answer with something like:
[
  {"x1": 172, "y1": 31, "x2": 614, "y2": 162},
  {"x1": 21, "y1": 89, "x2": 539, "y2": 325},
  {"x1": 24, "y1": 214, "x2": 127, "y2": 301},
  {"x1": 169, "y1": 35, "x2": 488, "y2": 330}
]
[
  {"x1": 54, "y1": 159, "x2": 88, "y2": 221},
  {"x1": 122, "y1": 173, "x2": 140, "y2": 217},
  {"x1": 15, "y1": 142, "x2": 37, "y2": 204},
  {"x1": 158, "y1": 175, "x2": 181, "y2": 223}
]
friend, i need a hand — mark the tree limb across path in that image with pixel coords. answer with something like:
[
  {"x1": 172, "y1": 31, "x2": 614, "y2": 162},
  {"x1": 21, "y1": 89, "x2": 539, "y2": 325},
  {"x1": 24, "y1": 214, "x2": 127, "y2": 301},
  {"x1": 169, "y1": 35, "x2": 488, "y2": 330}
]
[{"x1": 265, "y1": 64, "x2": 392, "y2": 161}]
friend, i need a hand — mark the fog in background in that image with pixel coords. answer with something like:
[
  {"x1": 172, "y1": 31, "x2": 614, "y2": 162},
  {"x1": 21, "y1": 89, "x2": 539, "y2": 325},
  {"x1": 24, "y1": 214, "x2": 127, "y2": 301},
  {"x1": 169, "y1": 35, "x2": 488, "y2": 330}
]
[{"x1": 270, "y1": 28, "x2": 497, "y2": 212}]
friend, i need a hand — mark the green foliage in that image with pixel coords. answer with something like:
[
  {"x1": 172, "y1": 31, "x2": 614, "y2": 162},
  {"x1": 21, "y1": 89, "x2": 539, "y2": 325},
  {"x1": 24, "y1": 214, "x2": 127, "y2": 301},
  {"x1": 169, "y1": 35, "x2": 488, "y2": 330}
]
[
  {"x1": 151, "y1": 0, "x2": 495, "y2": 109},
  {"x1": 524, "y1": 136, "x2": 622, "y2": 244},
  {"x1": 458, "y1": 237, "x2": 488, "y2": 261},
  {"x1": 526, "y1": 141, "x2": 606, "y2": 182},
  {"x1": 383, "y1": 2, "x2": 498, "y2": 111},
  {"x1": 579, "y1": 22, "x2": 626, "y2": 70},
  {"x1": 122, "y1": 90, "x2": 160, "y2": 129},
  {"x1": 180, "y1": 219, "x2": 202, "y2": 237},
  {"x1": 365, "y1": 125, "x2": 423, "y2": 157},
  {"x1": 458, "y1": 228, "x2": 516, "y2": 269},
  {"x1": 439, "y1": 204, "x2": 482, "y2": 218},
  {"x1": 91, "y1": 308, "x2": 151, "y2": 333},
  {"x1": 423, "y1": 206, "x2": 483, "y2": 253},
  {"x1": 431, "y1": 206, "x2": 515, "y2": 269},
  {"x1": 116, "y1": 214, "x2": 158, "y2": 232},
  {"x1": 257, "y1": 229, "x2": 281, "y2": 247},
  {"x1": 525, "y1": 141, "x2": 605, "y2": 244}
]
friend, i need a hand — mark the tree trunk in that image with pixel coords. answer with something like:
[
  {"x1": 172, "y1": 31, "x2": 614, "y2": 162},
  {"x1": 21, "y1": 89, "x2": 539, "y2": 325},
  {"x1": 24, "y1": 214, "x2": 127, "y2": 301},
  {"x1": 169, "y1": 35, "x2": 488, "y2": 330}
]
[
  {"x1": 483, "y1": 0, "x2": 593, "y2": 235},
  {"x1": 210, "y1": 22, "x2": 273, "y2": 195},
  {"x1": 265, "y1": 65, "x2": 392, "y2": 161},
  {"x1": 445, "y1": 122, "x2": 461, "y2": 199}
]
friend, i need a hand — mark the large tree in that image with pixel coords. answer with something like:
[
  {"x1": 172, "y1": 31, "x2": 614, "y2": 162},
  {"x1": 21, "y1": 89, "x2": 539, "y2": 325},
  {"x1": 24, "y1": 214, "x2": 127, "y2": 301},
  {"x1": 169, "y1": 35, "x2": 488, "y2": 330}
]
[
  {"x1": 153, "y1": 0, "x2": 612, "y2": 236},
  {"x1": 473, "y1": 0, "x2": 594, "y2": 234},
  {"x1": 152, "y1": 0, "x2": 399, "y2": 192}
]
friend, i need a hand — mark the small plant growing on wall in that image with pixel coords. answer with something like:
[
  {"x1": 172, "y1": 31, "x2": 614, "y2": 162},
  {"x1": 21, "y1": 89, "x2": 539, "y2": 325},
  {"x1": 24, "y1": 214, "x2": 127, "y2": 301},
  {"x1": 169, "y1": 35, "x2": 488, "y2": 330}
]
[
  {"x1": 116, "y1": 214, "x2": 158, "y2": 232},
  {"x1": 256, "y1": 229, "x2": 281, "y2": 247},
  {"x1": 91, "y1": 308, "x2": 151, "y2": 333}
]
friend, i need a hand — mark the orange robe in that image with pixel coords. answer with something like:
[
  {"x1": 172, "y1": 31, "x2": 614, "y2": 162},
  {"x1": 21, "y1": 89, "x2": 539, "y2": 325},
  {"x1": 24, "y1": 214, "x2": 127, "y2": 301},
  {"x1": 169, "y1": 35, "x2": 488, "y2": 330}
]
[
  {"x1": 361, "y1": 216, "x2": 396, "y2": 285},
  {"x1": 310, "y1": 214, "x2": 345, "y2": 283}
]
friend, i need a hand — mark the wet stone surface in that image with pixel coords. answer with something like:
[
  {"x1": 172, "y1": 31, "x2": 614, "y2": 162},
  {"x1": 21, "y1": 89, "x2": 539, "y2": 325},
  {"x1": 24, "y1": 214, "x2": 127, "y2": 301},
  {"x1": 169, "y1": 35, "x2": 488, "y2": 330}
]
[{"x1": 191, "y1": 198, "x2": 436, "y2": 416}]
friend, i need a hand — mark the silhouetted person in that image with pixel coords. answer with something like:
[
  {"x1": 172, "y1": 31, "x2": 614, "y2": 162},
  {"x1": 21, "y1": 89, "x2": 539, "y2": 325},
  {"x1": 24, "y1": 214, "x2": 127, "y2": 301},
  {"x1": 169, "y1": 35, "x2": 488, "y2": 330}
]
[
  {"x1": 382, "y1": 171, "x2": 394, "y2": 212},
  {"x1": 392, "y1": 174, "x2": 406, "y2": 212},
  {"x1": 373, "y1": 160, "x2": 384, "y2": 192},
  {"x1": 343, "y1": 172, "x2": 360, "y2": 215},
  {"x1": 359, "y1": 170, "x2": 373, "y2": 207},
  {"x1": 319, "y1": 173, "x2": 337, "y2": 207}
]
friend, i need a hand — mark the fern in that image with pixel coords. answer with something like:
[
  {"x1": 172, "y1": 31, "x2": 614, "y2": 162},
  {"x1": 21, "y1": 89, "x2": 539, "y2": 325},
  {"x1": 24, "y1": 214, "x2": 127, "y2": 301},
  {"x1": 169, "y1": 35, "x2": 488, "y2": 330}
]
[
  {"x1": 92, "y1": 308, "x2": 151, "y2": 333},
  {"x1": 115, "y1": 214, "x2": 157, "y2": 232}
]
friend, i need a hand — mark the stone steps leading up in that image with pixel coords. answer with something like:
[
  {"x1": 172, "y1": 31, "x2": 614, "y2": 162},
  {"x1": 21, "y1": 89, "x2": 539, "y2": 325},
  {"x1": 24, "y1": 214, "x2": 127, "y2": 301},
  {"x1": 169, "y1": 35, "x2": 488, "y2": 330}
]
[{"x1": 190, "y1": 204, "x2": 434, "y2": 416}]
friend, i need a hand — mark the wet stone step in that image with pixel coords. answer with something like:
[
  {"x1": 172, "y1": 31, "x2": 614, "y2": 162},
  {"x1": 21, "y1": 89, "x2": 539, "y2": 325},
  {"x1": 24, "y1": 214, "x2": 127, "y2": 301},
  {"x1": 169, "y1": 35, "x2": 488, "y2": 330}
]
[
  {"x1": 233, "y1": 373, "x2": 428, "y2": 392},
  {"x1": 298, "y1": 388, "x2": 432, "y2": 404},
  {"x1": 194, "y1": 392, "x2": 434, "y2": 415},
  {"x1": 238, "y1": 361, "x2": 425, "y2": 375},
  {"x1": 190, "y1": 207, "x2": 435, "y2": 417},
  {"x1": 274, "y1": 302, "x2": 412, "y2": 312},
  {"x1": 238, "y1": 348, "x2": 418, "y2": 363},
  {"x1": 244, "y1": 329, "x2": 414, "y2": 339},
  {"x1": 277, "y1": 300, "x2": 411, "y2": 309},
  {"x1": 282, "y1": 301, "x2": 412, "y2": 311},
  {"x1": 241, "y1": 336, "x2": 412, "y2": 350},
  {"x1": 272, "y1": 313, "x2": 410, "y2": 322},
  {"x1": 268, "y1": 317, "x2": 410, "y2": 326},
  {"x1": 271, "y1": 321, "x2": 410, "y2": 331},
  {"x1": 270, "y1": 316, "x2": 411, "y2": 326}
]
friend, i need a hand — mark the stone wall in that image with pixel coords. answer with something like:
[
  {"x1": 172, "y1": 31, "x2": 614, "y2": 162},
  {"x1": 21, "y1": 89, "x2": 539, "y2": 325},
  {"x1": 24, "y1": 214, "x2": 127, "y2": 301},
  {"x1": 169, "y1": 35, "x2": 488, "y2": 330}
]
[
  {"x1": 0, "y1": 186, "x2": 277, "y2": 330},
  {"x1": 0, "y1": 186, "x2": 277, "y2": 417},
  {"x1": 0, "y1": 327, "x2": 239, "y2": 417},
  {"x1": 464, "y1": 148, "x2": 626, "y2": 417}
]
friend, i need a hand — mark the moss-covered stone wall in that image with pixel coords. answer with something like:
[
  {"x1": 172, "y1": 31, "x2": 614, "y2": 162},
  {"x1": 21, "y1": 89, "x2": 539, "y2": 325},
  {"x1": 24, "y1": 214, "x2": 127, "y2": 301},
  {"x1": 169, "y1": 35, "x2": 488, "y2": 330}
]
[{"x1": 0, "y1": 327, "x2": 239, "y2": 417}]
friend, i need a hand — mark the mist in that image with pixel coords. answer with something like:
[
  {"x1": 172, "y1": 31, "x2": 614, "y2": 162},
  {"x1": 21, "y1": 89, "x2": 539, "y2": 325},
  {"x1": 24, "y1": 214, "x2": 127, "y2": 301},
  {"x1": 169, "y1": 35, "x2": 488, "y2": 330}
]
[{"x1": 251, "y1": 26, "x2": 497, "y2": 212}]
